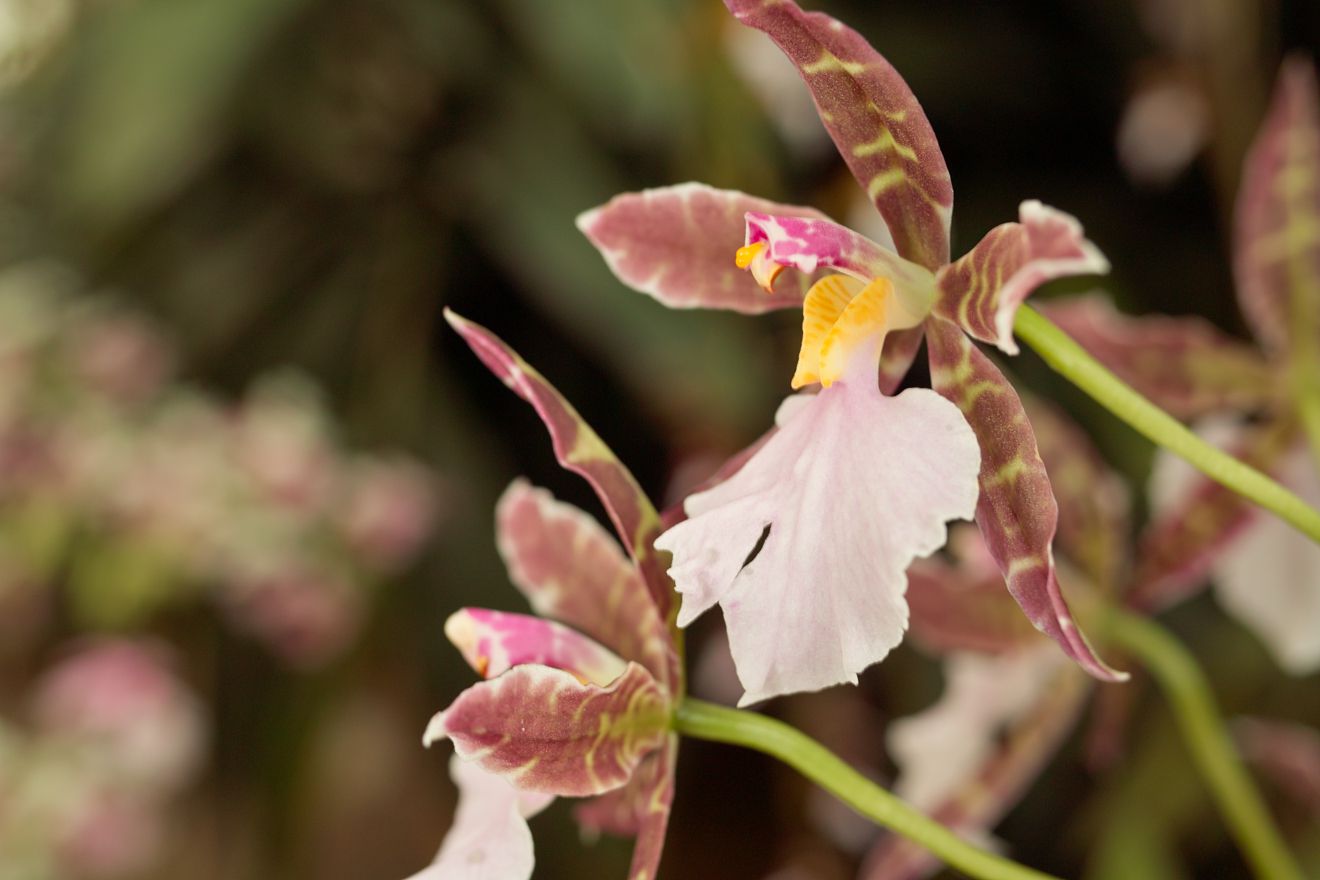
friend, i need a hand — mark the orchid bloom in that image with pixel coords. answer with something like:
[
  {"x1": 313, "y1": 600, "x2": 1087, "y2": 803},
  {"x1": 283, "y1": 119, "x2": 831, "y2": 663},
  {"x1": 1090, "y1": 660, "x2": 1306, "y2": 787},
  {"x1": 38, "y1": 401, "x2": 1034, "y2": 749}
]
[
  {"x1": 578, "y1": 0, "x2": 1121, "y2": 704},
  {"x1": 408, "y1": 311, "x2": 682, "y2": 880},
  {"x1": 1043, "y1": 58, "x2": 1320, "y2": 673}
]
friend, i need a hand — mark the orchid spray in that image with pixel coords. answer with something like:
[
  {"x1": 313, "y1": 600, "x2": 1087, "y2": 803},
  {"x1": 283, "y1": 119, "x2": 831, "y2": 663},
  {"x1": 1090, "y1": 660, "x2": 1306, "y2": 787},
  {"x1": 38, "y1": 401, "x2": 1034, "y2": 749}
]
[{"x1": 408, "y1": 2, "x2": 1320, "y2": 878}]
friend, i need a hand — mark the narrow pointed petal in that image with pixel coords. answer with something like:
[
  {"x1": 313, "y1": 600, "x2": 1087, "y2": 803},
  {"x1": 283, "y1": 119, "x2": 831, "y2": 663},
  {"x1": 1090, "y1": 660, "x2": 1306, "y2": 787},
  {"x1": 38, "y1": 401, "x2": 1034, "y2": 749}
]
[
  {"x1": 1040, "y1": 295, "x2": 1278, "y2": 420},
  {"x1": 496, "y1": 480, "x2": 671, "y2": 684},
  {"x1": 444, "y1": 608, "x2": 628, "y2": 688},
  {"x1": 657, "y1": 382, "x2": 981, "y2": 705},
  {"x1": 427, "y1": 663, "x2": 669, "y2": 797},
  {"x1": 445, "y1": 311, "x2": 672, "y2": 621},
  {"x1": 906, "y1": 542, "x2": 1048, "y2": 656},
  {"x1": 933, "y1": 202, "x2": 1110, "y2": 355},
  {"x1": 1234, "y1": 57, "x2": 1320, "y2": 354},
  {"x1": 888, "y1": 647, "x2": 1064, "y2": 811},
  {"x1": 743, "y1": 212, "x2": 937, "y2": 309},
  {"x1": 862, "y1": 660, "x2": 1089, "y2": 880},
  {"x1": 1024, "y1": 395, "x2": 1131, "y2": 594},
  {"x1": 1131, "y1": 418, "x2": 1295, "y2": 610},
  {"x1": 408, "y1": 757, "x2": 553, "y2": 880},
  {"x1": 926, "y1": 319, "x2": 1126, "y2": 681},
  {"x1": 725, "y1": 0, "x2": 953, "y2": 269},
  {"x1": 572, "y1": 736, "x2": 678, "y2": 880},
  {"x1": 576, "y1": 183, "x2": 825, "y2": 313}
]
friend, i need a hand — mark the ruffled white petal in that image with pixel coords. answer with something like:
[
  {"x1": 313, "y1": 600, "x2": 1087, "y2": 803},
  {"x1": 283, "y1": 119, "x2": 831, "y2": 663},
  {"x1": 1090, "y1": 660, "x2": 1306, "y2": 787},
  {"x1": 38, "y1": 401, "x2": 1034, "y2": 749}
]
[
  {"x1": 656, "y1": 380, "x2": 980, "y2": 705},
  {"x1": 888, "y1": 645, "x2": 1061, "y2": 810},
  {"x1": 407, "y1": 756, "x2": 553, "y2": 880}
]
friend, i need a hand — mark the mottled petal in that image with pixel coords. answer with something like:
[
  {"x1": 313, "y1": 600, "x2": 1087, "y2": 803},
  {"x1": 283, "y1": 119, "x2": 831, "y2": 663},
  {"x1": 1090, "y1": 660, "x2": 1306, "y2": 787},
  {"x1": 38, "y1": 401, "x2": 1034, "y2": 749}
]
[
  {"x1": 657, "y1": 380, "x2": 981, "y2": 705},
  {"x1": 1132, "y1": 418, "x2": 1295, "y2": 610},
  {"x1": 933, "y1": 201, "x2": 1109, "y2": 355},
  {"x1": 408, "y1": 756, "x2": 553, "y2": 880},
  {"x1": 576, "y1": 183, "x2": 825, "y2": 313},
  {"x1": 724, "y1": 0, "x2": 953, "y2": 269},
  {"x1": 1040, "y1": 295, "x2": 1278, "y2": 420},
  {"x1": 906, "y1": 528, "x2": 1048, "y2": 656},
  {"x1": 862, "y1": 660, "x2": 1089, "y2": 880},
  {"x1": 445, "y1": 311, "x2": 672, "y2": 622},
  {"x1": 1214, "y1": 445, "x2": 1320, "y2": 673},
  {"x1": 1234, "y1": 57, "x2": 1320, "y2": 354},
  {"x1": 925, "y1": 318, "x2": 1125, "y2": 681},
  {"x1": 1024, "y1": 395, "x2": 1131, "y2": 593},
  {"x1": 444, "y1": 608, "x2": 628, "y2": 688},
  {"x1": 888, "y1": 646, "x2": 1063, "y2": 811},
  {"x1": 495, "y1": 480, "x2": 672, "y2": 684},
  {"x1": 425, "y1": 663, "x2": 669, "y2": 797},
  {"x1": 597, "y1": 736, "x2": 678, "y2": 880},
  {"x1": 743, "y1": 212, "x2": 936, "y2": 315},
  {"x1": 879, "y1": 325, "x2": 926, "y2": 395}
]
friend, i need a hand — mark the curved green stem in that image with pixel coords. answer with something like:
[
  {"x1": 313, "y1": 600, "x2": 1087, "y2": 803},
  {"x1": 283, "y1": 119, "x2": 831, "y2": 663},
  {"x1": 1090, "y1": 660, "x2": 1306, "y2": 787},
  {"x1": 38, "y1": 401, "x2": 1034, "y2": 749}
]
[
  {"x1": 673, "y1": 698, "x2": 1060, "y2": 880},
  {"x1": 1103, "y1": 608, "x2": 1303, "y2": 880},
  {"x1": 1014, "y1": 305, "x2": 1320, "y2": 546}
]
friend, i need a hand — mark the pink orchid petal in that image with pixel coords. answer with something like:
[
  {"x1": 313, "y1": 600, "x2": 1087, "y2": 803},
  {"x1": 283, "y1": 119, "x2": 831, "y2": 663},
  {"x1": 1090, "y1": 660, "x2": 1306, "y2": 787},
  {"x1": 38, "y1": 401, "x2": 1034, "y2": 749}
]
[
  {"x1": 934, "y1": 201, "x2": 1109, "y2": 355},
  {"x1": 496, "y1": 480, "x2": 672, "y2": 686},
  {"x1": 445, "y1": 311, "x2": 672, "y2": 623},
  {"x1": 724, "y1": 0, "x2": 953, "y2": 270},
  {"x1": 409, "y1": 756, "x2": 552, "y2": 880},
  {"x1": 1213, "y1": 445, "x2": 1320, "y2": 673},
  {"x1": 742, "y1": 212, "x2": 936, "y2": 309},
  {"x1": 1040, "y1": 295, "x2": 1278, "y2": 420},
  {"x1": 576, "y1": 183, "x2": 826, "y2": 313},
  {"x1": 1025, "y1": 395, "x2": 1131, "y2": 594},
  {"x1": 425, "y1": 663, "x2": 669, "y2": 797},
  {"x1": 443, "y1": 608, "x2": 628, "y2": 688},
  {"x1": 888, "y1": 646, "x2": 1063, "y2": 811},
  {"x1": 1234, "y1": 57, "x2": 1320, "y2": 354},
  {"x1": 862, "y1": 659, "x2": 1089, "y2": 880},
  {"x1": 926, "y1": 318, "x2": 1126, "y2": 681},
  {"x1": 657, "y1": 382, "x2": 981, "y2": 705},
  {"x1": 1132, "y1": 418, "x2": 1294, "y2": 611},
  {"x1": 906, "y1": 529, "x2": 1049, "y2": 657}
]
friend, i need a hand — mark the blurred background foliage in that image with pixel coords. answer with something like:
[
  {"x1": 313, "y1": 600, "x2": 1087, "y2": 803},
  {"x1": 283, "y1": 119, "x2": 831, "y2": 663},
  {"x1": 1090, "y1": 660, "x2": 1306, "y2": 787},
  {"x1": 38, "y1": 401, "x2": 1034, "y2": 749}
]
[{"x1": 0, "y1": 0, "x2": 1318, "y2": 878}]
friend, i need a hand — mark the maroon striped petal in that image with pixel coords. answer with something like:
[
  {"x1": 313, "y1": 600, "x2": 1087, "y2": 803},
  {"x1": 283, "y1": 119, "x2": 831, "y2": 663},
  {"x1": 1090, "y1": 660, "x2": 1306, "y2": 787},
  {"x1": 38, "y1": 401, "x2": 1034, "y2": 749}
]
[
  {"x1": 933, "y1": 202, "x2": 1109, "y2": 355},
  {"x1": 577, "y1": 183, "x2": 825, "y2": 313},
  {"x1": 1234, "y1": 57, "x2": 1320, "y2": 355},
  {"x1": 878, "y1": 325, "x2": 926, "y2": 395},
  {"x1": 574, "y1": 737, "x2": 678, "y2": 880},
  {"x1": 445, "y1": 310, "x2": 673, "y2": 623},
  {"x1": 1041, "y1": 295, "x2": 1278, "y2": 420},
  {"x1": 724, "y1": 0, "x2": 952, "y2": 270},
  {"x1": 426, "y1": 663, "x2": 669, "y2": 798},
  {"x1": 496, "y1": 480, "x2": 673, "y2": 686},
  {"x1": 925, "y1": 318, "x2": 1126, "y2": 681}
]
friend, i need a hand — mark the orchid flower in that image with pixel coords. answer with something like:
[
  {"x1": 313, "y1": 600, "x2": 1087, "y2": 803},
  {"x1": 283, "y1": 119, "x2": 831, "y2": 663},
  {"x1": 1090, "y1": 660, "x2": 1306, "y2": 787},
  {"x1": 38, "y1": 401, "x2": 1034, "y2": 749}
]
[
  {"x1": 1043, "y1": 58, "x2": 1320, "y2": 673},
  {"x1": 578, "y1": 0, "x2": 1121, "y2": 705},
  {"x1": 408, "y1": 311, "x2": 682, "y2": 880}
]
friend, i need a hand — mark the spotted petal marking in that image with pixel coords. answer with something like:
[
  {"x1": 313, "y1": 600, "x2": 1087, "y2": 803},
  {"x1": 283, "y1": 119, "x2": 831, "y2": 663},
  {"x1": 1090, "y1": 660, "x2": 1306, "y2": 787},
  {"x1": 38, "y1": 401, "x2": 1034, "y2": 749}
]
[
  {"x1": 933, "y1": 201, "x2": 1110, "y2": 355},
  {"x1": 861, "y1": 662, "x2": 1089, "y2": 880},
  {"x1": 725, "y1": 0, "x2": 953, "y2": 270},
  {"x1": 925, "y1": 318, "x2": 1125, "y2": 681},
  {"x1": 426, "y1": 663, "x2": 669, "y2": 798},
  {"x1": 1234, "y1": 57, "x2": 1320, "y2": 355},
  {"x1": 445, "y1": 310, "x2": 672, "y2": 623},
  {"x1": 1130, "y1": 419, "x2": 1296, "y2": 611},
  {"x1": 1041, "y1": 295, "x2": 1279, "y2": 421},
  {"x1": 1025, "y1": 395, "x2": 1131, "y2": 594},
  {"x1": 496, "y1": 480, "x2": 674, "y2": 687},
  {"x1": 577, "y1": 183, "x2": 825, "y2": 313}
]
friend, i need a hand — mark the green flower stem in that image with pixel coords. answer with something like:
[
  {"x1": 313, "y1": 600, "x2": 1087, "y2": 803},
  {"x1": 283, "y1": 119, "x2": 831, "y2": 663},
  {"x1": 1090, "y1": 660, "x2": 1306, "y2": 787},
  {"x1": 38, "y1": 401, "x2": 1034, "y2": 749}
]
[
  {"x1": 1014, "y1": 305, "x2": 1320, "y2": 546},
  {"x1": 1102, "y1": 608, "x2": 1303, "y2": 880},
  {"x1": 673, "y1": 698, "x2": 1061, "y2": 880},
  {"x1": 1293, "y1": 366, "x2": 1320, "y2": 477}
]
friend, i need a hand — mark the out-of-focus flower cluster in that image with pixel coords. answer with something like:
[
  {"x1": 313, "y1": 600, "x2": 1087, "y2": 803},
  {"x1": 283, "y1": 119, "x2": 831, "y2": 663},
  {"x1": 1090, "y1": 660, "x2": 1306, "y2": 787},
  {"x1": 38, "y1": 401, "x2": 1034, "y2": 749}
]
[
  {"x1": 0, "y1": 261, "x2": 439, "y2": 667},
  {"x1": 0, "y1": 639, "x2": 205, "y2": 880}
]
